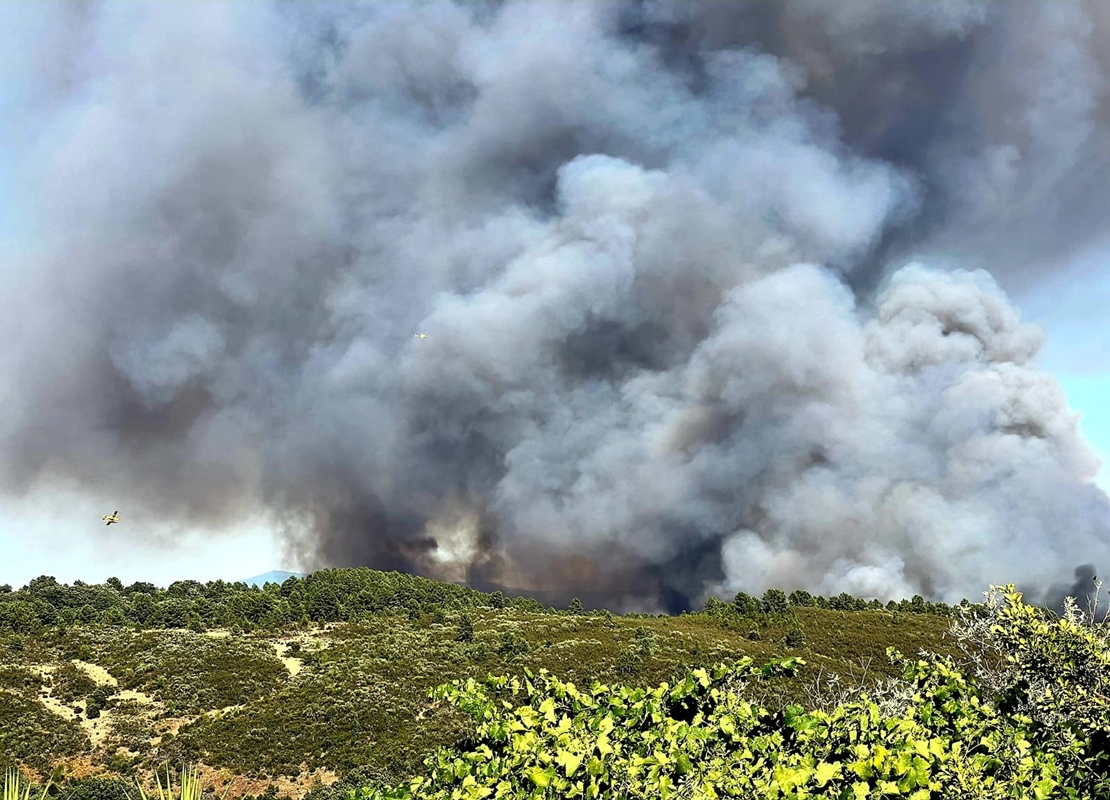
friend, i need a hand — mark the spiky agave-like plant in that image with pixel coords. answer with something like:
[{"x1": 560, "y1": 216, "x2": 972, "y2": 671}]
[
  {"x1": 2, "y1": 767, "x2": 51, "y2": 800},
  {"x1": 125, "y1": 764, "x2": 231, "y2": 800}
]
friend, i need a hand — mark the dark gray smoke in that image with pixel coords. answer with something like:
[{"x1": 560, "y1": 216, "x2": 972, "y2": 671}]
[
  {"x1": 3, "y1": 0, "x2": 1109, "y2": 611},
  {"x1": 1035, "y1": 563, "x2": 1101, "y2": 619}
]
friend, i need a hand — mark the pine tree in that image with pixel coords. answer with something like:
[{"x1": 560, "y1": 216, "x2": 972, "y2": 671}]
[{"x1": 761, "y1": 589, "x2": 789, "y2": 615}]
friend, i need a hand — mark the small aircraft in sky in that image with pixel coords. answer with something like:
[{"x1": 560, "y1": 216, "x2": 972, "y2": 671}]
[
  {"x1": 102, "y1": 511, "x2": 120, "y2": 526},
  {"x1": 414, "y1": 333, "x2": 428, "y2": 339}
]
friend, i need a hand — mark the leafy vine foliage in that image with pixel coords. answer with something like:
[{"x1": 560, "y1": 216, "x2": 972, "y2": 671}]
[{"x1": 356, "y1": 586, "x2": 1110, "y2": 800}]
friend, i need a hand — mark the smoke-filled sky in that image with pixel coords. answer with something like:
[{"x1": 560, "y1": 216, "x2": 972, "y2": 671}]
[{"x1": 2, "y1": 0, "x2": 1110, "y2": 612}]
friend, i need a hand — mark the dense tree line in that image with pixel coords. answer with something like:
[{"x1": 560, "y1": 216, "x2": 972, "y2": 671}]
[
  {"x1": 0, "y1": 569, "x2": 547, "y2": 635},
  {"x1": 704, "y1": 587, "x2": 965, "y2": 618},
  {"x1": 0, "y1": 568, "x2": 973, "y2": 636}
]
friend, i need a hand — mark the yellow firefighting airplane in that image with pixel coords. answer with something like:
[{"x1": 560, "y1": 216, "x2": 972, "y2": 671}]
[
  {"x1": 102, "y1": 511, "x2": 120, "y2": 526},
  {"x1": 414, "y1": 333, "x2": 427, "y2": 339}
]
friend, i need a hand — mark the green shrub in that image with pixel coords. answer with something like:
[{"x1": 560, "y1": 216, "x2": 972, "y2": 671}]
[
  {"x1": 84, "y1": 684, "x2": 117, "y2": 719},
  {"x1": 52, "y1": 662, "x2": 96, "y2": 703},
  {"x1": 455, "y1": 614, "x2": 474, "y2": 643},
  {"x1": 497, "y1": 631, "x2": 530, "y2": 660},
  {"x1": 616, "y1": 647, "x2": 643, "y2": 678},
  {"x1": 63, "y1": 776, "x2": 131, "y2": 800},
  {"x1": 633, "y1": 626, "x2": 658, "y2": 657}
]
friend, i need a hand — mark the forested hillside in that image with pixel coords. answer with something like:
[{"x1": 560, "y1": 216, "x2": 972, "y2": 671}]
[
  {"x1": 3, "y1": 571, "x2": 1107, "y2": 798},
  {"x1": 0, "y1": 568, "x2": 973, "y2": 798}
]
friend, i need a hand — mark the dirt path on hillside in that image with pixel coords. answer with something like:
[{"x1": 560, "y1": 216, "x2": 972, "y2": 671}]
[{"x1": 14, "y1": 624, "x2": 347, "y2": 799}]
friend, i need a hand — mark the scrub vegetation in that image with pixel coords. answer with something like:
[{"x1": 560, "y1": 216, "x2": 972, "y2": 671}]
[{"x1": 3, "y1": 569, "x2": 1101, "y2": 798}]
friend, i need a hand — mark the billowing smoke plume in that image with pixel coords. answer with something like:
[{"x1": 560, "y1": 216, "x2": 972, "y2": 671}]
[{"x1": 3, "y1": 0, "x2": 1109, "y2": 611}]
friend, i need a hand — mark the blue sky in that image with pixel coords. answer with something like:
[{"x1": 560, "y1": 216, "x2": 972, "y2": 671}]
[
  {"x1": 1058, "y1": 375, "x2": 1110, "y2": 490},
  {"x1": 1018, "y1": 244, "x2": 1110, "y2": 492}
]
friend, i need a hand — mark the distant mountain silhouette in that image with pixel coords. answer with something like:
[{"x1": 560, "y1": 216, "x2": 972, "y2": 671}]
[{"x1": 240, "y1": 570, "x2": 308, "y2": 587}]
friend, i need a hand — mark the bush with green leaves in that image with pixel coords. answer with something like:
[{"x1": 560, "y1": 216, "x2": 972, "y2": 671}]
[
  {"x1": 51, "y1": 661, "x2": 97, "y2": 703},
  {"x1": 84, "y1": 683, "x2": 117, "y2": 719},
  {"x1": 64, "y1": 776, "x2": 132, "y2": 800},
  {"x1": 456, "y1": 614, "x2": 475, "y2": 643},
  {"x1": 497, "y1": 631, "x2": 530, "y2": 660},
  {"x1": 615, "y1": 647, "x2": 644, "y2": 679}
]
